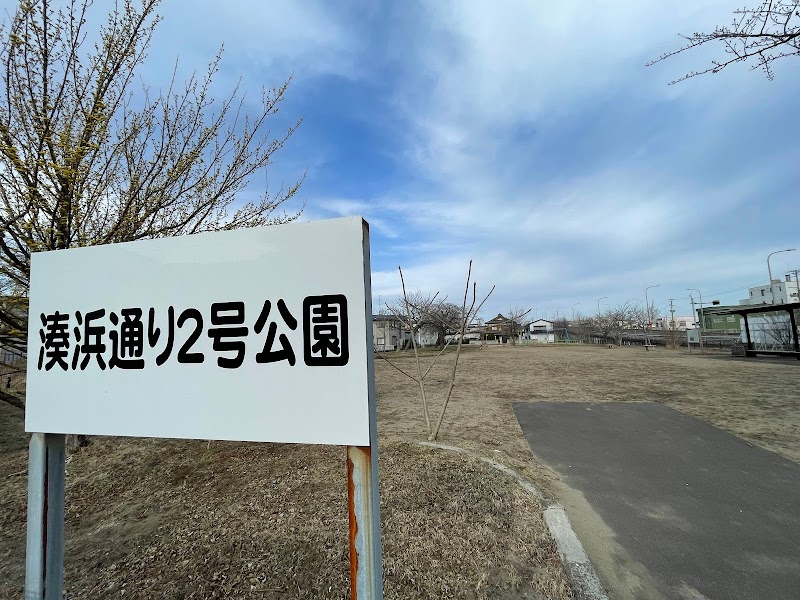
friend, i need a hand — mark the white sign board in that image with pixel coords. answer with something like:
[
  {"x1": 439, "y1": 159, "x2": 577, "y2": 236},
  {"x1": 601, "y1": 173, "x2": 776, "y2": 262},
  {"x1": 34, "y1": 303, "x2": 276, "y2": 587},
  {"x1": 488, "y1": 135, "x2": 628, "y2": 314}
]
[{"x1": 25, "y1": 217, "x2": 372, "y2": 446}]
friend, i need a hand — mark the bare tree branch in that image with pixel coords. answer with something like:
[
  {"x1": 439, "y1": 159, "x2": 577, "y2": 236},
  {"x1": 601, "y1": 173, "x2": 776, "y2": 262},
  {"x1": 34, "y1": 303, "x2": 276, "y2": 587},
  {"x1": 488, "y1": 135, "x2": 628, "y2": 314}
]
[
  {"x1": 386, "y1": 261, "x2": 494, "y2": 441},
  {"x1": 374, "y1": 352, "x2": 417, "y2": 382},
  {"x1": 649, "y1": 1, "x2": 800, "y2": 82},
  {"x1": 398, "y1": 266, "x2": 431, "y2": 435},
  {"x1": 431, "y1": 261, "x2": 494, "y2": 441},
  {"x1": 505, "y1": 305, "x2": 533, "y2": 345}
]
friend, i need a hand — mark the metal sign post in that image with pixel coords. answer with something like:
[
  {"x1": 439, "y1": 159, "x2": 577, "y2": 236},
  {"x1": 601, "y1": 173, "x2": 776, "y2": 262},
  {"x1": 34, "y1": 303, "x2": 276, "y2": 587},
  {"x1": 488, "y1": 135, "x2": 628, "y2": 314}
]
[
  {"x1": 346, "y1": 224, "x2": 383, "y2": 599},
  {"x1": 25, "y1": 433, "x2": 66, "y2": 600},
  {"x1": 347, "y1": 446, "x2": 383, "y2": 600}
]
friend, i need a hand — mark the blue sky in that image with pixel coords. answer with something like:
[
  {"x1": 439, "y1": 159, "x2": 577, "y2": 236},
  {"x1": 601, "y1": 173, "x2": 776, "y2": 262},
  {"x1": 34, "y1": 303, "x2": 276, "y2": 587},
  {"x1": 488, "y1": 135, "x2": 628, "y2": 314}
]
[{"x1": 13, "y1": 1, "x2": 800, "y2": 320}]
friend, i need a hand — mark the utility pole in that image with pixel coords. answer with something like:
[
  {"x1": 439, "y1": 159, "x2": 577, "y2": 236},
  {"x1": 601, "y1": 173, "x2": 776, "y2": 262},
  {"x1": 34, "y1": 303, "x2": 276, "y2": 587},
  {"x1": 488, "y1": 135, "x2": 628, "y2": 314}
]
[
  {"x1": 668, "y1": 298, "x2": 676, "y2": 348},
  {"x1": 669, "y1": 299, "x2": 676, "y2": 328},
  {"x1": 689, "y1": 293, "x2": 704, "y2": 352}
]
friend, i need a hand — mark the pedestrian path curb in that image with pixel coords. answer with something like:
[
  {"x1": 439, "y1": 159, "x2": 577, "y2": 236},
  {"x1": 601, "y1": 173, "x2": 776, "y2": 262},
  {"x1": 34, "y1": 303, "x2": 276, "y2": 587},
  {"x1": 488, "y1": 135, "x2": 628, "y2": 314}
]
[{"x1": 418, "y1": 441, "x2": 608, "y2": 600}]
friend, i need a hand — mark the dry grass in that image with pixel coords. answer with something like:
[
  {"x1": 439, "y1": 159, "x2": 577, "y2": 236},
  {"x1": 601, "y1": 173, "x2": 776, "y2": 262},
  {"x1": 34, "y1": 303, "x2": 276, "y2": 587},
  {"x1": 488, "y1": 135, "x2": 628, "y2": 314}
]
[
  {"x1": 0, "y1": 400, "x2": 25, "y2": 455},
  {"x1": 0, "y1": 437, "x2": 570, "y2": 599},
  {"x1": 376, "y1": 343, "x2": 800, "y2": 464}
]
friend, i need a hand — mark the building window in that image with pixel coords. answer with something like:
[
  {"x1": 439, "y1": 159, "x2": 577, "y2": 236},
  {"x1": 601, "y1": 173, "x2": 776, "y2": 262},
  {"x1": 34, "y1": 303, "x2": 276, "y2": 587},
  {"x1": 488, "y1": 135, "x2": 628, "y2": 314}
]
[
  {"x1": 761, "y1": 290, "x2": 765, "y2": 296},
  {"x1": 377, "y1": 337, "x2": 385, "y2": 345},
  {"x1": 726, "y1": 316, "x2": 735, "y2": 323},
  {"x1": 679, "y1": 321, "x2": 686, "y2": 327}
]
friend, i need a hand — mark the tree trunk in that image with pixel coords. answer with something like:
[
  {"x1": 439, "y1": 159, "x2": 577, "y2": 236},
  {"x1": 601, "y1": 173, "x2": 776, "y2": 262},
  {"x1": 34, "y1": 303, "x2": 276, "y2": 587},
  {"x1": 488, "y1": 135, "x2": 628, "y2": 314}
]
[{"x1": 436, "y1": 325, "x2": 446, "y2": 349}]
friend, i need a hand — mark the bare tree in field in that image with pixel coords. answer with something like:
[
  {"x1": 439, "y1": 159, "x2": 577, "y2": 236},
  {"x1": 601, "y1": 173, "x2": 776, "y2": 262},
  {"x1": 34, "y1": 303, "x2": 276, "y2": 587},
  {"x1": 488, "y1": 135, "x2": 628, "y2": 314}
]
[
  {"x1": 0, "y1": 0, "x2": 303, "y2": 365},
  {"x1": 650, "y1": 1, "x2": 800, "y2": 82},
  {"x1": 506, "y1": 305, "x2": 532, "y2": 345},
  {"x1": 551, "y1": 317, "x2": 569, "y2": 341},
  {"x1": 571, "y1": 314, "x2": 594, "y2": 343},
  {"x1": 387, "y1": 291, "x2": 441, "y2": 349},
  {"x1": 596, "y1": 304, "x2": 633, "y2": 345},
  {"x1": 381, "y1": 263, "x2": 494, "y2": 441},
  {"x1": 426, "y1": 301, "x2": 462, "y2": 348},
  {"x1": 630, "y1": 302, "x2": 661, "y2": 347}
]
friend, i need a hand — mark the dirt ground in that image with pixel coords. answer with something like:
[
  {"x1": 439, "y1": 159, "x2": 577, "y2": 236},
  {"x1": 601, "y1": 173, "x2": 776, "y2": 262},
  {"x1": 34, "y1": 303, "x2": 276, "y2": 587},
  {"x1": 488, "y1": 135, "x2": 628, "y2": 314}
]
[
  {"x1": 376, "y1": 343, "x2": 800, "y2": 466},
  {"x1": 2, "y1": 342, "x2": 797, "y2": 599}
]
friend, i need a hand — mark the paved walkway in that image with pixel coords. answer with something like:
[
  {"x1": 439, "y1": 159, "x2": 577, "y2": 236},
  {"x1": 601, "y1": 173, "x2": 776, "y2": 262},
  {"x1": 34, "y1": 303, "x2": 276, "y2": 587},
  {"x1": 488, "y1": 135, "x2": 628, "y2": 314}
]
[{"x1": 513, "y1": 402, "x2": 800, "y2": 600}]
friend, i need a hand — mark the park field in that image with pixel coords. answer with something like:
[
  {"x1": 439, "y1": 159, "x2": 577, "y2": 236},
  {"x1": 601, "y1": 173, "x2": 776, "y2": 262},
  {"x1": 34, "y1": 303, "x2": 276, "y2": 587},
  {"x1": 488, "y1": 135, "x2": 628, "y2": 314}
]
[
  {"x1": 1, "y1": 343, "x2": 797, "y2": 598},
  {"x1": 376, "y1": 343, "x2": 800, "y2": 467}
]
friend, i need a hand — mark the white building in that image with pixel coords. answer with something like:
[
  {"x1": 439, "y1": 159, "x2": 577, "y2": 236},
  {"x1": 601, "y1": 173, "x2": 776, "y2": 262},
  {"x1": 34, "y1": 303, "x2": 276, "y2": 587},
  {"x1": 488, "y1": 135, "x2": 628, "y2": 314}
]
[
  {"x1": 373, "y1": 314, "x2": 404, "y2": 351},
  {"x1": 529, "y1": 319, "x2": 555, "y2": 343},
  {"x1": 654, "y1": 316, "x2": 696, "y2": 331},
  {"x1": 742, "y1": 275, "x2": 799, "y2": 305},
  {"x1": 416, "y1": 324, "x2": 439, "y2": 347},
  {"x1": 372, "y1": 316, "x2": 441, "y2": 350}
]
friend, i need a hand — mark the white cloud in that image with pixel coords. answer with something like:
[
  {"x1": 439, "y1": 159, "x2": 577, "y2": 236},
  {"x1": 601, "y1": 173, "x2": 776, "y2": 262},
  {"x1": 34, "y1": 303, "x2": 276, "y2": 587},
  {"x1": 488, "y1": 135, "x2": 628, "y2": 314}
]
[
  {"x1": 300, "y1": 196, "x2": 403, "y2": 240},
  {"x1": 386, "y1": 0, "x2": 772, "y2": 212},
  {"x1": 147, "y1": 1, "x2": 360, "y2": 84}
]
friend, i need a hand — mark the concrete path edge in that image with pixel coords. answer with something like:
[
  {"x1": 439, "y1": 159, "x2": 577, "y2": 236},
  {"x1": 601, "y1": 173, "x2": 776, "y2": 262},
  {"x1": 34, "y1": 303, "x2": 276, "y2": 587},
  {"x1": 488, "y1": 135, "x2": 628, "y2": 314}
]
[{"x1": 418, "y1": 441, "x2": 608, "y2": 600}]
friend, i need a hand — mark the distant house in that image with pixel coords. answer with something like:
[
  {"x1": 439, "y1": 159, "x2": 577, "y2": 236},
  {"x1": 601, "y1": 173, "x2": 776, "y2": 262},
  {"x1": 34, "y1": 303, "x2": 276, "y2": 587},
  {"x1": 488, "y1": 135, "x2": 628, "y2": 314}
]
[
  {"x1": 463, "y1": 322, "x2": 485, "y2": 343},
  {"x1": 372, "y1": 314, "x2": 404, "y2": 351},
  {"x1": 484, "y1": 314, "x2": 511, "y2": 342},
  {"x1": 372, "y1": 315, "x2": 439, "y2": 350},
  {"x1": 415, "y1": 324, "x2": 439, "y2": 347},
  {"x1": 529, "y1": 319, "x2": 555, "y2": 343}
]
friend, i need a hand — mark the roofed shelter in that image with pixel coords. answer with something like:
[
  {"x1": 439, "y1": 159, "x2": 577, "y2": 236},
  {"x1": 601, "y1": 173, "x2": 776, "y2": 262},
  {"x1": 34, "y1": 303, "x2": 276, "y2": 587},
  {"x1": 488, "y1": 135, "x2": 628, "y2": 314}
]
[{"x1": 707, "y1": 302, "x2": 800, "y2": 359}]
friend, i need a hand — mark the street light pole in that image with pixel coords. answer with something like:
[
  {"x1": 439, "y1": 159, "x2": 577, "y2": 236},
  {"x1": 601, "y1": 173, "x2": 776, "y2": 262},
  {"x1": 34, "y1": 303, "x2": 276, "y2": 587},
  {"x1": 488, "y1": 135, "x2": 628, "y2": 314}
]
[
  {"x1": 597, "y1": 296, "x2": 607, "y2": 315},
  {"x1": 572, "y1": 302, "x2": 580, "y2": 321},
  {"x1": 644, "y1": 285, "x2": 660, "y2": 348},
  {"x1": 767, "y1": 249, "x2": 796, "y2": 304},
  {"x1": 687, "y1": 288, "x2": 704, "y2": 352}
]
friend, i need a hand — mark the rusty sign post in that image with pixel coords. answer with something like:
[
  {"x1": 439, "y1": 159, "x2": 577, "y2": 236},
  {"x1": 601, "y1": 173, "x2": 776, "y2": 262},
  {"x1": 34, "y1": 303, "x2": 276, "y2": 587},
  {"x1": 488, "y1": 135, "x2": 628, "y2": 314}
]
[
  {"x1": 346, "y1": 223, "x2": 383, "y2": 599},
  {"x1": 348, "y1": 446, "x2": 383, "y2": 599},
  {"x1": 24, "y1": 217, "x2": 383, "y2": 598}
]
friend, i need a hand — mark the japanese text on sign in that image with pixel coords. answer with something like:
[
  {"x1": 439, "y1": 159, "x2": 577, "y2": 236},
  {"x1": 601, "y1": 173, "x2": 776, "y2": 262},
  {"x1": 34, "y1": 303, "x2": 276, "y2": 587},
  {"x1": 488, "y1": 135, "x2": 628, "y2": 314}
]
[{"x1": 38, "y1": 295, "x2": 349, "y2": 371}]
